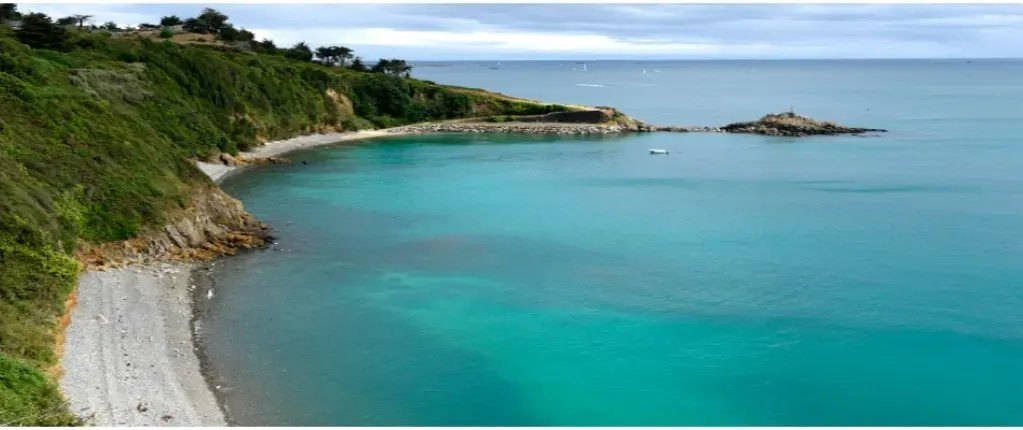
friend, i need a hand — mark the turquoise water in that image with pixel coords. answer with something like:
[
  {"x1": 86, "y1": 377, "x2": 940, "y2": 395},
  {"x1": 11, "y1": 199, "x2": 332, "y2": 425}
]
[{"x1": 202, "y1": 61, "x2": 1023, "y2": 426}]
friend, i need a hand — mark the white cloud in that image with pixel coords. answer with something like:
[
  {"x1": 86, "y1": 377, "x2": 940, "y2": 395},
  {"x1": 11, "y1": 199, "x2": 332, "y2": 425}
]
[
  {"x1": 18, "y1": 4, "x2": 153, "y2": 27},
  {"x1": 250, "y1": 27, "x2": 786, "y2": 59},
  {"x1": 12, "y1": 4, "x2": 1023, "y2": 59}
]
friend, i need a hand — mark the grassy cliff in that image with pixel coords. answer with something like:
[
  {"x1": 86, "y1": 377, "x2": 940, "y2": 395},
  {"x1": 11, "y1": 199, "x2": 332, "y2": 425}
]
[{"x1": 0, "y1": 24, "x2": 571, "y2": 425}]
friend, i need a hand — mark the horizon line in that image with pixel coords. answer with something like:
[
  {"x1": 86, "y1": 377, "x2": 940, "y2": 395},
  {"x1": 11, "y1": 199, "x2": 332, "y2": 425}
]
[{"x1": 407, "y1": 57, "x2": 1023, "y2": 62}]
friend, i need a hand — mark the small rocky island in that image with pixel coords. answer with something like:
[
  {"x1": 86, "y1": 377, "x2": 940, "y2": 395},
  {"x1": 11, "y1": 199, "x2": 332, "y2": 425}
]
[{"x1": 720, "y1": 111, "x2": 887, "y2": 136}]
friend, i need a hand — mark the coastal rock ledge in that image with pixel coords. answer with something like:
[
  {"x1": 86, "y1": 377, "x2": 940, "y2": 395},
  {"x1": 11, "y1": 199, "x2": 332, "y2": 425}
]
[
  {"x1": 721, "y1": 112, "x2": 887, "y2": 136},
  {"x1": 388, "y1": 123, "x2": 633, "y2": 135}
]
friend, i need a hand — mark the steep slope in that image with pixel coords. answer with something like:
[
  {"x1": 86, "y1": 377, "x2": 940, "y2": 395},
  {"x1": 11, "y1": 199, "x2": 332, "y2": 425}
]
[{"x1": 0, "y1": 27, "x2": 576, "y2": 425}]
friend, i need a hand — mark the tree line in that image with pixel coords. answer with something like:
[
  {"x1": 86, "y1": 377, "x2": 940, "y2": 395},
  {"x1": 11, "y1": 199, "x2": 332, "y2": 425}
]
[{"x1": 1, "y1": 4, "x2": 415, "y2": 78}]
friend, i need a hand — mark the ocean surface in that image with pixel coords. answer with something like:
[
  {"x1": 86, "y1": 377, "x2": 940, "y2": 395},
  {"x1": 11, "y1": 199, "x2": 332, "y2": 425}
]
[{"x1": 200, "y1": 60, "x2": 1023, "y2": 425}]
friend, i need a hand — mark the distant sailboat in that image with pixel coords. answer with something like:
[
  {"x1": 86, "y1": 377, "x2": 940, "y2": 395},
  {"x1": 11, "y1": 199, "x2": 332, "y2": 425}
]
[
  {"x1": 582, "y1": 63, "x2": 588, "y2": 72},
  {"x1": 643, "y1": 69, "x2": 647, "y2": 74}
]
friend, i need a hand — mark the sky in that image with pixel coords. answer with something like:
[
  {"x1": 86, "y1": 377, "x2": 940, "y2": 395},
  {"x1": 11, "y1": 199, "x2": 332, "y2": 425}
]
[{"x1": 18, "y1": 3, "x2": 1023, "y2": 60}]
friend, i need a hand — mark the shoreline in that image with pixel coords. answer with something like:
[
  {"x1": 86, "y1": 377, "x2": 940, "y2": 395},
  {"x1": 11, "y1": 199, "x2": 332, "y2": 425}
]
[
  {"x1": 58, "y1": 113, "x2": 887, "y2": 426},
  {"x1": 196, "y1": 129, "x2": 410, "y2": 183},
  {"x1": 191, "y1": 122, "x2": 707, "y2": 184},
  {"x1": 57, "y1": 128, "x2": 394, "y2": 426},
  {"x1": 189, "y1": 261, "x2": 236, "y2": 426},
  {"x1": 59, "y1": 122, "x2": 646, "y2": 426},
  {"x1": 58, "y1": 122, "x2": 655, "y2": 426}
]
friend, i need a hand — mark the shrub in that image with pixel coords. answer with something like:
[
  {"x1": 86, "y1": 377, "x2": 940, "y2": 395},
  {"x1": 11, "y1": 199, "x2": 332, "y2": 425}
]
[
  {"x1": 0, "y1": 26, "x2": 558, "y2": 425},
  {"x1": 159, "y1": 27, "x2": 173, "y2": 39}
]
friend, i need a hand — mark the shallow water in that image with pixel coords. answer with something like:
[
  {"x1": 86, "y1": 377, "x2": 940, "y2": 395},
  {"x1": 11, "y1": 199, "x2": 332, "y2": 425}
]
[{"x1": 201, "y1": 60, "x2": 1023, "y2": 425}]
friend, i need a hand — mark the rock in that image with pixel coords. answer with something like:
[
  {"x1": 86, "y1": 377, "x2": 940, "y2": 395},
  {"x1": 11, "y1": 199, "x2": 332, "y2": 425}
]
[
  {"x1": 720, "y1": 112, "x2": 886, "y2": 136},
  {"x1": 387, "y1": 123, "x2": 630, "y2": 135},
  {"x1": 74, "y1": 187, "x2": 272, "y2": 269}
]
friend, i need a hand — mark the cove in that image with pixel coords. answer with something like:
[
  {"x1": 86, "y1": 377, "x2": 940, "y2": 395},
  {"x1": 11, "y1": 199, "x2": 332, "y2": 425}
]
[{"x1": 199, "y1": 131, "x2": 1023, "y2": 426}]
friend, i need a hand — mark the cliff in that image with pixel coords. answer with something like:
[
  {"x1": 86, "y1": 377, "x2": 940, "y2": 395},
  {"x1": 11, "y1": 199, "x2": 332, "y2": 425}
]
[{"x1": 0, "y1": 25, "x2": 582, "y2": 425}]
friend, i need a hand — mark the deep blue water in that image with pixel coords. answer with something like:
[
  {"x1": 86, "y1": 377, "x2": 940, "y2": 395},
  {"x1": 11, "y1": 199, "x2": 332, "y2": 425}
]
[{"x1": 201, "y1": 60, "x2": 1023, "y2": 425}]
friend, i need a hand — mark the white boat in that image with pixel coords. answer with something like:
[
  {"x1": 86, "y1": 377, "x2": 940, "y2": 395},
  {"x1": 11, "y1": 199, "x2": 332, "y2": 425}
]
[{"x1": 649, "y1": 149, "x2": 669, "y2": 155}]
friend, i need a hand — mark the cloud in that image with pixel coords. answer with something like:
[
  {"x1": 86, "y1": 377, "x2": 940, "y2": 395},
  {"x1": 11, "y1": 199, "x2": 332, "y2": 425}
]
[{"x1": 15, "y1": 4, "x2": 1023, "y2": 59}]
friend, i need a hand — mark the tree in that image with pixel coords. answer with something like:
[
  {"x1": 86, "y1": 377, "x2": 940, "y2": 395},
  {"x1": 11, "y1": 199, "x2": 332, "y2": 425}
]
[
  {"x1": 285, "y1": 41, "x2": 313, "y2": 62},
  {"x1": 181, "y1": 17, "x2": 202, "y2": 33},
  {"x1": 184, "y1": 7, "x2": 228, "y2": 34},
  {"x1": 337, "y1": 46, "x2": 353, "y2": 67},
  {"x1": 349, "y1": 56, "x2": 368, "y2": 72},
  {"x1": 250, "y1": 38, "x2": 277, "y2": 54},
  {"x1": 217, "y1": 24, "x2": 238, "y2": 41},
  {"x1": 15, "y1": 12, "x2": 69, "y2": 50},
  {"x1": 56, "y1": 16, "x2": 76, "y2": 26},
  {"x1": 0, "y1": 3, "x2": 20, "y2": 24},
  {"x1": 371, "y1": 58, "x2": 413, "y2": 78},
  {"x1": 159, "y1": 15, "x2": 182, "y2": 26},
  {"x1": 101, "y1": 21, "x2": 118, "y2": 31},
  {"x1": 236, "y1": 28, "x2": 254, "y2": 43},
  {"x1": 200, "y1": 7, "x2": 228, "y2": 33},
  {"x1": 71, "y1": 14, "x2": 92, "y2": 28},
  {"x1": 314, "y1": 46, "x2": 332, "y2": 65},
  {"x1": 370, "y1": 58, "x2": 389, "y2": 73},
  {"x1": 316, "y1": 46, "x2": 353, "y2": 67},
  {"x1": 313, "y1": 46, "x2": 356, "y2": 67}
]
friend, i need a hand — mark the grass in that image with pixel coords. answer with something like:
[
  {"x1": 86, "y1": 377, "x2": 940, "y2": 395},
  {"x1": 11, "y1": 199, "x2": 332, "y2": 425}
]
[{"x1": 0, "y1": 25, "x2": 568, "y2": 425}]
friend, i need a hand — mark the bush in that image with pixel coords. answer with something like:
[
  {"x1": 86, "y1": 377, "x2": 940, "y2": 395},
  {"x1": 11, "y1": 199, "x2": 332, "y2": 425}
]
[
  {"x1": 0, "y1": 27, "x2": 560, "y2": 425},
  {"x1": 14, "y1": 13, "x2": 69, "y2": 51},
  {"x1": 159, "y1": 27, "x2": 173, "y2": 39},
  {"x1": 0, "y1": 355, "x2": 81, "y2": 426}
]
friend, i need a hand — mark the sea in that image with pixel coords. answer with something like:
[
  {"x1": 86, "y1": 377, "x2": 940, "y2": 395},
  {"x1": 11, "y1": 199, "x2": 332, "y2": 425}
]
[{"x1": 198, "y1": 60, "x2": 1023, "y2": 426}]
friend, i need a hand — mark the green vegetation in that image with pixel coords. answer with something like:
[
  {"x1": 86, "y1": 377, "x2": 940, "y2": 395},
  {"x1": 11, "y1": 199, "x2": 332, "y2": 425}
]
[
  {"x1": 0, "y1": 3, "x2": 574, "y2": 425},
  {"x1": 315, "y1": 45, "x2": 353, "y2": 67},
  {"x1": 159, "y1": 15, "x2": 181, "y2": 27},
  {"x1": 488, "y1": 115, "x2": 520, "y2": 123}
]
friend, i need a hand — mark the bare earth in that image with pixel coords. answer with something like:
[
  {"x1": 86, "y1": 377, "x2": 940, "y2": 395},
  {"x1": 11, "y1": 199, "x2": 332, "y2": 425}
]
[{"x1": 59, "y1": 265, "x2": 224, "y2": 426}]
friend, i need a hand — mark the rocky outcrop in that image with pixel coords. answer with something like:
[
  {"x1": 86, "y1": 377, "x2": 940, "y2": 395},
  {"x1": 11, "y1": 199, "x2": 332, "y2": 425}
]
[
  {"x1": 207, "y1": 152, "x2": 290, "y2": 167},
  {"x1": 721, "y1": 112, "x2": 886, "y2": 136},
  {"x1": 75, "y1": 186, "x2": 272, "y2": 270},
  {"x1": 633, "y1": 124, "x2": 723, "y2": 133}
]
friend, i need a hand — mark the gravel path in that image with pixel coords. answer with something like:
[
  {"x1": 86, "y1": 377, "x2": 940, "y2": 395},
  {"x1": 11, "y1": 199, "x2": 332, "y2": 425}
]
[{"x1": 58, "y1": 265, "x2": 225, "y2": 427}]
